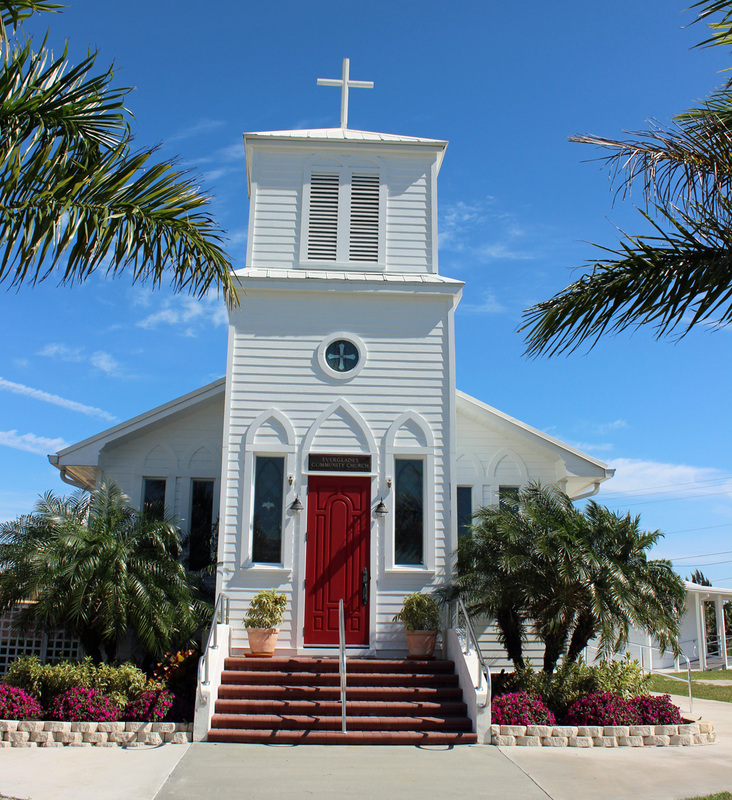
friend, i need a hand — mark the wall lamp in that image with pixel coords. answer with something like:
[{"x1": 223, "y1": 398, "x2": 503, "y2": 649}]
[
  {"x1": 374, "y1": 498, "x2": 388, "y2": 517},
  {"x1": 289, "y1": 496, "x2": 304, "y2": 514}
]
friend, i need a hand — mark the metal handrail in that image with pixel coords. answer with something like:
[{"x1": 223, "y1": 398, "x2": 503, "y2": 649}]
[
  {"x1": 454, "y1": 597, "x2": 491, "y2": 709},
  {"x1": 338, "y1": 598, "x2": 347, "y2": 734},
  {"x1": 197, "y1": 593, "x2": 230, "y2": 703}
]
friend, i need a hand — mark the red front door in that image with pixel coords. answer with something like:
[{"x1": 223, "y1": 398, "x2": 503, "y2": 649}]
[{"x1": 304, "y1": 475, "x2": 371, "y2": 646}]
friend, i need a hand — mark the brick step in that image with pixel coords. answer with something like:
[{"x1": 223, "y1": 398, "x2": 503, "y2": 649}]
[
  {"x1": 224, "y1": 657, "x2": 455, "y2": 674},
  {"x1": 211, "y1": 713, "x2": 473, "y2": 732},
  {"x1": 207, "y1": 728, "x2": 478, "y2": 746},
  {"x1": 214, "y1": 698, "x2": 469, "y2": 716},
  {"x1": 220, "y1": 670, "x2": 459, "y2": 687},
  {"x1": 217, "y1": 684, "x2": 464, "y2": 702}
]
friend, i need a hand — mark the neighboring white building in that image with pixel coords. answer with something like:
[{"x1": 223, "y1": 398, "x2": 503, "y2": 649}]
[{"x1": 50, "y1": 94, "x2": 613, "y2": 660}]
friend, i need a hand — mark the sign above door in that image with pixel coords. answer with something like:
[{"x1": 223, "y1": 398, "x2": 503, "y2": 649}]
[{"x1": 308, "y1": 454, "x2": 371, "y2": 473}]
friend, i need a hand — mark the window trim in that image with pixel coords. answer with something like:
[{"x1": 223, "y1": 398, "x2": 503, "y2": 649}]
[
  {"x1": 457, "y1": 485, "x2": 474, "y2": 539},
  {"x1": 316, "y1": 331, "x2": 367, "y2": 381},
  {"x1": 299, "y1": 157, "x2": 386, "y2": 270},
  {"x1": 187, "y1": 477, "x2": 217, "y2": 572},
  {"x1": 141, "y1": 476, "x2": 168, "y2": 516},
  {"x1": 250, "y1": 454, "x2": 287, "y2": 567}
]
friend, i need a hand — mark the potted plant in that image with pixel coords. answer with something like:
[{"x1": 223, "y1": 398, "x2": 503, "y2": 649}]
[
  {"x1": 244, "y1": 588, "x2": 287, "y2": 657},
  {"x1": 393, "y1": 592, "x2": 441, "y2": 659}
]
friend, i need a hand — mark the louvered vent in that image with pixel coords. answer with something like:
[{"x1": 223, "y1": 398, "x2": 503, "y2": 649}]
[
  {"x1": 307, "y1": 172, "x2": 339, "y2": 261},
  {"x1": 349, "y1": 174, "x2": 379, "y2": 262}
]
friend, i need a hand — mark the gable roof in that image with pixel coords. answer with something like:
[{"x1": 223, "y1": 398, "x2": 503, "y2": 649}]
[
  {"x1": 49, "y1": 378, "x2": 225, "y2": 489},
  {"x1": 456, "y1": 390, "x2": 614, "y2": 499},
  {"x1": 50, "y1": 380, "x2": 614, "y2": 498}
]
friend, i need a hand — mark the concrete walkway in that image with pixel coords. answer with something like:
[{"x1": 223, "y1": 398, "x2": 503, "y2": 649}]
[{"x1": 1, "y1": 695, "x2": 731, "y2": 800}]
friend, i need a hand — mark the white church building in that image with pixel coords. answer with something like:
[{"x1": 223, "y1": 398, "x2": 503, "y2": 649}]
[
  {"x1": 51, "y1": 62, "x2": 613, "y2": 659},
  {"x1": 49, "y1": 63, "x2": 614, "y2": 741}
]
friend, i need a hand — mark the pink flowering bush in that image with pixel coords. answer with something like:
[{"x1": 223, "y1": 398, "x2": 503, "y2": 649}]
[
  {"x1": 49, "y1": 687, "x2": 120, "y2": 722},
  {"x1": 564, "y1": 691, "x2": 639, "y2": 726},
  {"x1": 492, "y1": 691, "x2": 556, "y2": 726},
  {"x1": 629, "y1": 693, "x2": 683, "y2": 725},
  {"x1": 0, "y1": 684, "x2": 43, "y2": 720},
  {"x1": 123, "y1": 688, "x2": 174, "y2": 722}
]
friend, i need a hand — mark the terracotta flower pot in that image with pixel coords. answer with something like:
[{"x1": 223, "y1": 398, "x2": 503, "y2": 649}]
[
  {"x1": 405, "y1": 630, "x2": 437, "y2": 659},
  {"x1": 246, "y1": 627, "x2": 279, "y2": 657}
]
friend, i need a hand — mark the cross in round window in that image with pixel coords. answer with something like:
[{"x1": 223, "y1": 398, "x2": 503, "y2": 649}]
[{"x1": 325, "y1": 339, "x2": 359, "y2": 372}]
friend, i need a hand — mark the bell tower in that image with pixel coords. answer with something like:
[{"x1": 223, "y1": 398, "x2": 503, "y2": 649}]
[{"x1": 219, "y1": 61, "x2": 463, "y2": 656}]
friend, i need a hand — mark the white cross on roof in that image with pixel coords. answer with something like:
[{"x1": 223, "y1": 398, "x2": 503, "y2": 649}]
[{"x1": 317, "y1": 58, "x2": 373, "y2": 130}]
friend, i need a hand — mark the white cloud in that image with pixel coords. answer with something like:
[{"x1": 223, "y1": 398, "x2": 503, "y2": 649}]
[
  {"x1": 0, "y1": 377, "x2": 117, "y2": 422},
  {"x1": 38, "y1": 343, "x2": 124, "y2": 377},
  {"x1": 460, "y1": 292, "x2": 507, "y2": 314},
  {"x1": 136, "y1": 295, "x2": 228, "y2": 333},
  {"x1": 438, "y1": 198, "x2": 538, "y2": 263},
  {"x1": 569, "y1": 441, "x2": 615, "y2": 454},
  {"x1": 89, "y1": 351, "x2": 122, "y2": 376},
  {"x1": 599, "y1": 458, "x2": 732, "y2": 499},
  {"x1": 0, "y1": 430, "x2": 68, "y2": 456},
  {"x1": 38, "y1": 343, "x2": 83, "y2": 362},
  {"x1": 167, "y1": 118, "x2": 225, "y2": 143}
]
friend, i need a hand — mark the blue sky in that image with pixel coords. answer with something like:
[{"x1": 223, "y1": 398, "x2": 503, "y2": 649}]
[{"x1": 2, "y1": 0, "x2": 732, "y2": 584}]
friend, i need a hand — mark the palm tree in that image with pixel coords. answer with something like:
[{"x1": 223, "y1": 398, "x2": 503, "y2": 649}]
[
  {"x1": 521, "y1": 0, "x2": 732, "y2": 357},
  {"x1": 454, "y1": 484, "x2": 686, "y2": 673},
  {"x1": 0, "y1": 481, "x2": 211, "y2": 662},
  {"x1": 0, "y1": 1, "x2": 235, "y2": 299}
]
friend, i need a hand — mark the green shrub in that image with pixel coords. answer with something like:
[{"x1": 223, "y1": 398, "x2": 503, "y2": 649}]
[
  {"x1": 2, "y1": 656, "x2": 152, "y2": 709},
  {"x1": 492, "y1": 656, "x2": 650, "y2": 719},
  {"x1": 244, "y1": 589, "x2": 287, "y2": 629},
  {"x1": 393, "y1": 593, "x2": 441, "y2": 632}
]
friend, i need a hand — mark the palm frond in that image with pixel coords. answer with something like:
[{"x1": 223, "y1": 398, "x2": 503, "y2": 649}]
[
  {"x1": 521, "y1": 204, "x2": 732, "y2": 357},
  {"x1": 0, "y1": 31, "x2": 236, "y2": 301}
]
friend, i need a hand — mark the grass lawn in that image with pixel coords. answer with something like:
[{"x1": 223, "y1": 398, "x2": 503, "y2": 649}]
[
  {"x1": 649, "y1": 672, "x2": 732, "y2": 703},
  {"x1": 682, "y1": 794, "x2": 732, "y2": 800}
]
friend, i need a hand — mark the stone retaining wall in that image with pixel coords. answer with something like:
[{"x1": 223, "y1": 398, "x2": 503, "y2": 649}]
[
  {"x1": 491, "y1": 721, "x2": 715, "y2": 747},
  {"x1": 0, "y1": 720, "x2": 193, "y2": 747}
]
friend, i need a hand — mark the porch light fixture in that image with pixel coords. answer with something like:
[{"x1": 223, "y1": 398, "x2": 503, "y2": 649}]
[
  {"x1": 374, "y1": 498, "x2": 388, "y2": 517},
  {"x1": 289, "y1": 496, "x2": 304, "y2": 514}
]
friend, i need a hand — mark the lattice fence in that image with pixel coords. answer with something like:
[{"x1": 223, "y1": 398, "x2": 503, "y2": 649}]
[{"x1": 0, "y1": 604, "x2": 82, "y2": 674}]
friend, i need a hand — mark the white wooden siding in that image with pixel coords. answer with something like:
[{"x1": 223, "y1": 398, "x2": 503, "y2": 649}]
[
  {"x1": 455, "y1": 411, "x2": 564, "y2": 510},
  {"x1": 98, "y1": 396, "x2": 224, "y2": 532},
  {"x1": 220, "y1": 286, "x2": 454, "y2": 653},
  {"x1": 248, "y1": 147, "x2": 435, "y2": 274}
]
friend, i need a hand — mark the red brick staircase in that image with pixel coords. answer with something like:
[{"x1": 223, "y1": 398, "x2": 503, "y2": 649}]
[{"x1": 207, "y1": 656, "x2": 477, "y2": 745}]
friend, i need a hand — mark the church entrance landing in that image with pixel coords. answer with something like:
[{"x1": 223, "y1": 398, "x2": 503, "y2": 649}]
[{"x1": 304, "y1": 475, "x2": 370, "y2": 646}]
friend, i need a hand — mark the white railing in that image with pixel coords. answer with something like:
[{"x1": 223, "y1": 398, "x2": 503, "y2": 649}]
[
  {"x1": 198, "y1": 592, "x2": 230, "y2": 702},
  {"x1": 452, "y1": 597, "x2": 491, "y2": 710},
  {"x1": 338, "y1": 598, "x2": 347, "y2": 734}
]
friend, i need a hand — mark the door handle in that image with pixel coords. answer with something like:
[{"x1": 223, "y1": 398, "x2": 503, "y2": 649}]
[{"x1": 361, "y1": 567, "x2": 369, "y2": 605}]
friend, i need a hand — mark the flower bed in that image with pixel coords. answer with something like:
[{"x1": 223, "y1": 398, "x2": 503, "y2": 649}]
[
  {"x1": 0, "y1": 718, "x2": 192, "y2": 747},
  {"x1": 490, "y1": 721, "x2": 715, "y2": 747}
]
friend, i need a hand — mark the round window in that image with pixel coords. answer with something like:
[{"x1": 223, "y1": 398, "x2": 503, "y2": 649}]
[{"x1": 324, "y1": 339, "x2": 359, "y2": 373}]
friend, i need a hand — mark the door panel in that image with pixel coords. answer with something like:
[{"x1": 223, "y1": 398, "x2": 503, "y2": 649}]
[{"x1": 304, "y1": 475, "x2": 370, "y2": 646}]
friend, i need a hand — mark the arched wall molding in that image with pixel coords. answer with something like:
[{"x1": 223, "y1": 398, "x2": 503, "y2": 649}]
[
  {"x1": 244, "y1": 408, "x2": 297, "y2": 452},
  {"x1": 133, "y1": 441, "x2": 179, "y2": 516},
  {"x1": 301, "y1": 398, "x2": 377, "y2": 473},
  {"x1": 135, "y1": 441, "x2": 179, "y2": 477},
  {"x1": 182, "y1": 441, "x2": 221, "y2": 473},
  {"x1": 485, "y1": 447, "x2": 529, "y2": 484},
  {"x1": 455, "y1": 449, "x2": 482, "y2": 481},
  {"x1": 384, "y1": 410, "x2": 435, "y2": 453}
]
